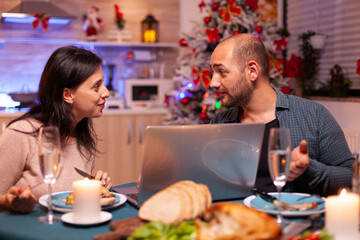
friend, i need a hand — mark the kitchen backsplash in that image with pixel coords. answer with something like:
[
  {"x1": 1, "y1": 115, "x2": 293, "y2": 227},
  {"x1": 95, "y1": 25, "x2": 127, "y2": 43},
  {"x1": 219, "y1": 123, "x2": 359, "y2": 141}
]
[{"x1": 0, "y1": 0, "x2": 179, "y2": 96}]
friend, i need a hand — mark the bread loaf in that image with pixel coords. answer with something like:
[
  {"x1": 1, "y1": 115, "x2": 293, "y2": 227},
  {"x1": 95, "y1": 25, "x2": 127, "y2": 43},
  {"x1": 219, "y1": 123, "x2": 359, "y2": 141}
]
[{"x1": 138, "y1": 180, "x2": 212, "y2": 225}]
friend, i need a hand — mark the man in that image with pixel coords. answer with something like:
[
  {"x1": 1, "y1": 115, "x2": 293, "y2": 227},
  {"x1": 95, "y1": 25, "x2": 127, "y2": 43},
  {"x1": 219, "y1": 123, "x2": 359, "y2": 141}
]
[{"x1": 209, "y1": 34, "x2": 353, "y2": 196}]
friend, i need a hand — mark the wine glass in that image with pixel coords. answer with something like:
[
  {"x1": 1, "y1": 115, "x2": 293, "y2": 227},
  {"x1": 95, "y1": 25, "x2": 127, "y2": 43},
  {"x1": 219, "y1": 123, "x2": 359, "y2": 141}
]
[
  {"x1": 268, "y1": 127, "x2": 291, "y2": 226},
  {"x1": 38, "y1": 126, "x2": 61, "y2": 224}
]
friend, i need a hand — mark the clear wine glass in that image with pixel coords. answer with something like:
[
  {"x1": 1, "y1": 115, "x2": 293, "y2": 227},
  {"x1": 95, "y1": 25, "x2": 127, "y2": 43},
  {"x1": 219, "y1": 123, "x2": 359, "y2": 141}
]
[
  {"x1": 268, "y1": 127, "x2": 291, "y2": 226},
  {"x1": 38, "y1": 126, "x2": 61, "y2": 224}
]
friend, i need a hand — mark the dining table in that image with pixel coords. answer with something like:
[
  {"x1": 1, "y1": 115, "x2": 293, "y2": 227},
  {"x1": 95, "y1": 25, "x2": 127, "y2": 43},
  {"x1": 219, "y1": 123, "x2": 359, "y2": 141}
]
[{"x1": 0, "y1": 182, "x2": 324, "y2": 240}]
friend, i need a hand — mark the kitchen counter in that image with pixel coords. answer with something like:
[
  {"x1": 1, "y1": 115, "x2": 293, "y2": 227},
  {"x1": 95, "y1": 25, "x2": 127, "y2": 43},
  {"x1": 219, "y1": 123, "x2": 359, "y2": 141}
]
[{"x1": 0, "y1": 107, "x2": 169, "y2": 117}]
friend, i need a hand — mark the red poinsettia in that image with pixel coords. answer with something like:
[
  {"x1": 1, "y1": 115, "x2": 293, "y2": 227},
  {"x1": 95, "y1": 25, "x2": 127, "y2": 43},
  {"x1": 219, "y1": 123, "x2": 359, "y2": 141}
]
[
  {"x1": 283, "y1": 54, "x2": 302, "y2": 79},
  {"x1": 356, "y1": 59, "x2": 360, "y2": 75},
  {"x1": 114, "y1": 4, "x2": 125, "y2": 30},
  {"x1": 32, "y1": 13, "x2": 50, "y2": 31}
]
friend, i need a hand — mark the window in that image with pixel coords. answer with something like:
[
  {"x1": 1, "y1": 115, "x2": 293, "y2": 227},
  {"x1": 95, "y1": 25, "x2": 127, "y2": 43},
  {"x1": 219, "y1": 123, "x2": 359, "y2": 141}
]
[{"x1": 286, "y1": 0, "x2": 360, "y2": 89}]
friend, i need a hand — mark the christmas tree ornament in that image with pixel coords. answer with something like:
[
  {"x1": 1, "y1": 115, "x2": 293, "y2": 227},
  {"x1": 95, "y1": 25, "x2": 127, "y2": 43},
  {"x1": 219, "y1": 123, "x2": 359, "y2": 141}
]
[
  {"x1": 211, "y1": 2, "x2": 219, "y2": 11},
  {"x1": 273, "y1": 35, "x2": 287, "y2": 51},
  {"x1": 204, "y1": 15, "x2": 211, "y2": 24},
  {"x1": 198, "y1": 0, "x2": 206, "y2": 12},
  {"x1": 181, "y1": 97, "x2": 189, "y2": 105},
  {"x1": 199, "y1": 112, "x2": 208, "y2": 121},
  {"x1": 233, "y1": 30, "x2": 240, "y2": 35},
  {"x1": 179, "y1": 38, "x2": 188, "y2": 47},
  {"x1": 206, "y1": 27, "x2": 221, "y2": 43},
  {"x1": 218, "y1": 1, "x2": 242, "y2": 22},
  {"x1": 357, "y1": 60, "x2": 360, "y2": 75},
  {"x1": 32, "y1": 13, "x2": 50, "y2": 31},
  {"x1": 125, "y1": 49, "x2": 134, "y2": 60},
  {"x1": 255, "y1": 24, "x2": 263, "y2": 33}
]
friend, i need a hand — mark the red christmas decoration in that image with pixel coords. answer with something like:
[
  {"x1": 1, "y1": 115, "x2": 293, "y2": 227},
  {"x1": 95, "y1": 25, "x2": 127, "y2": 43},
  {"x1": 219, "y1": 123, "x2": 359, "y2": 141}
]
[
  {"x1": 211, "y1": 2, "x2": 219, "y2": 11},
  {"x1": 125, "y1": 49, "x2": 134, "y2": 60},
  {"x1": 274, "y1": 35, "x2": 288, "y2": 52},
  {"x1": 204, "y1": 16, "x2": 211, "y2": 24},
  {"x1": 181, "y1": 97, "x2": 189, "y2": 105},
  {"x1": 199, "y1": 112, "x2": 208, "y2": 121},
  {"x1": 283, "y1": 54, "x2": 302, "y2": 79},
  {"x1": 198, "y1": 0, "x2": 206, "y2": 12},
  {"x1": 255, "y1": 25, "x2": 263, "y2": 34},
  {"x1": 192, "y1": 67, "x2": 211, "y2": 88},
  {"x1": 32, "y1": 13, "x2": 50, "y2": 31},
  {"x1": 218, "y1": 0, "x2": 242, "y2": 22},
  {"x1": 233, "y1": 31, "x2": 240, "y2": 35},
  {"x1": 206, "y1": 27, "x2": 221, "y2": 43},
  {"x1": 179, "y1": 38, "x2": 188, "y2": 47},
  {"x1": 357, "y1": 59, "x2": 360, "y2": 75},
  {"x1": 245, "y1": 0, "x2": 259, "y2": 11},
  {"x1": 269, "y1": 54, "x2": 284, "y2": 73}
]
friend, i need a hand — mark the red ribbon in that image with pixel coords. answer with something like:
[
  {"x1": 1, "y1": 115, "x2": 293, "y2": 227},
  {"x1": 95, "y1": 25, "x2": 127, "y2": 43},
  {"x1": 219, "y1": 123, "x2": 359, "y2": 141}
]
[
  {"x1": 32, "y1": 13, "x2": 50, "y2": 31},
  {"x1": 218, "y1": 0, "x2": 242, "y2": 22},
  {"x1": 206, "y1": 27, "x2": 221, "y2": 43},
  {"x1": 192, "y1": 67, "x2": 211, "y2": 89},
  {"x1": 245, "y1": 0, "x2": 259, "y2": 11},
  {"x1": 198, "y1": 0, "x2": 206, "y2": 12},
  {"x1": 274, "y1": 35, "x2": 288, "y2": 51}
]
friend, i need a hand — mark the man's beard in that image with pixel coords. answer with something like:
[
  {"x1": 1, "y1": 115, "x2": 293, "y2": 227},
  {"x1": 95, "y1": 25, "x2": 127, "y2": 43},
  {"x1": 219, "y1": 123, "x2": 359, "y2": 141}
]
[{"x1": 221, "y1": 78, "x2": 253, "y2": 108}]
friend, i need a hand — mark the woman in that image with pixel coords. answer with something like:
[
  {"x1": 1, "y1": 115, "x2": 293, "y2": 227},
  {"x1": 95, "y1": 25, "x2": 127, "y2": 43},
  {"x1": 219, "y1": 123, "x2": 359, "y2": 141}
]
[{"x1": 0, "y1": 46, "x2": 112, "y2": 199}]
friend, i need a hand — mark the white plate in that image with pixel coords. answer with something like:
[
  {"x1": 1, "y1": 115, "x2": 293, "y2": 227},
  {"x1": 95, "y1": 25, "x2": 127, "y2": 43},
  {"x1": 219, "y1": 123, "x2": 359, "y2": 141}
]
[
  {"x1": 61, "y1": 211, "x2": 112, "y2": 226},
  {"x1": 39, "y1": 191, "x2": 127, "y2": 213},
  {"x1": 244, "y1": 192, "x2": 325, "y2": 217}
]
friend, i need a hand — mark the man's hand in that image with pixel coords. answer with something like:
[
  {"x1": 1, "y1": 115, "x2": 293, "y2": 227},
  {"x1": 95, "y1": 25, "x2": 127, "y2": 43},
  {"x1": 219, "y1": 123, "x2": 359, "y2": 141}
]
[{"x1": 288, "y1": 140, "x2": 310, "y2": 181}]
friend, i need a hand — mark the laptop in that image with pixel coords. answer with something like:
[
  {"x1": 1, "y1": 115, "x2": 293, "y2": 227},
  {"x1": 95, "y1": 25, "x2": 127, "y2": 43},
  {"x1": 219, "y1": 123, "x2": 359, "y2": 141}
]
[{"x1": 113, "y1": 123, "x2": 265, "y2": 207}]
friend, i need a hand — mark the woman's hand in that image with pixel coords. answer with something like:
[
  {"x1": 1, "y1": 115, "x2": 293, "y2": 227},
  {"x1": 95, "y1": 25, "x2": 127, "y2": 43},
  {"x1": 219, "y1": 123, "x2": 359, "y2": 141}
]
[
  {"x1": 1, "y1": 185, "x2": 37, "y2": 213},
  {"x1": 94, "y1": 170, "x2": 113, "y2": 190}
]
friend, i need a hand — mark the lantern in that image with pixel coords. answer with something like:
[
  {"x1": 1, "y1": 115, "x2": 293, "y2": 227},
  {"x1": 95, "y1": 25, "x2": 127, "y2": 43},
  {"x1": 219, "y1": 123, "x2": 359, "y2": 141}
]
[{"x1": 141, "y1": 14, "x2": 159, "y2": 43}]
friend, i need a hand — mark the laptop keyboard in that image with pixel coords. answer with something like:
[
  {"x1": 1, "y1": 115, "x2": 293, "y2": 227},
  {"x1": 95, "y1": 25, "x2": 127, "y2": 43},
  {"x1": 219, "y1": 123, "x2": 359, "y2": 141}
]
[{"x1": 127, "y1": 193, "x2": 139, "y2": 201}]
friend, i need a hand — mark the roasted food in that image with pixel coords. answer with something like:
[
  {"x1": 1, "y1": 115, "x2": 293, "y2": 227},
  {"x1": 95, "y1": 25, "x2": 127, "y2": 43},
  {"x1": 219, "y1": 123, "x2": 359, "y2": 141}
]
[
  {"x1": 65, "y1": 186, "x2": 116, "y2": 207},
  {"x1": 195, "y1": 202, "x2": 281, "y2": 240},
  {"x1": 138, "y1": 180, "x2": 212, "y2": 225}
]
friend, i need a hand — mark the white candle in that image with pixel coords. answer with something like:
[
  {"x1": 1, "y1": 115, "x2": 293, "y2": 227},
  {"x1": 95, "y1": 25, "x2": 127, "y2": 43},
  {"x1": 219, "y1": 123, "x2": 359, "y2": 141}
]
[
  {"x1": 325, "y1": 189, "x2": 359, "y2": 240},
  {"x1": 72, "y1": 178, "x2": 101, "y2": 223}
]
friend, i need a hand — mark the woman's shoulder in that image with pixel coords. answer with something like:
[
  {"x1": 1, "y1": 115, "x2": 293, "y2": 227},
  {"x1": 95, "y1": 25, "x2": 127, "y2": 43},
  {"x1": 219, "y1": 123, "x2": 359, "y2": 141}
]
[{"x1": 8, "y1": 118, "x2": 42, "y2": 132}]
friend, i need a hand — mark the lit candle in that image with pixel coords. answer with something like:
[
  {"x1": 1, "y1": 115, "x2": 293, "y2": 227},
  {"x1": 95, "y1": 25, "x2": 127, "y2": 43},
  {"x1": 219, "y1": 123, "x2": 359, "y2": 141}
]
[
  {"x1": 72, "y1": 178, "x2": 101, "y2": 223},
  {"x1": 325, "y1": 189, "x2": 359, "y2": 240},
  {"x1": 144, "y1": 30, "x2": 156, "y2": 42}
]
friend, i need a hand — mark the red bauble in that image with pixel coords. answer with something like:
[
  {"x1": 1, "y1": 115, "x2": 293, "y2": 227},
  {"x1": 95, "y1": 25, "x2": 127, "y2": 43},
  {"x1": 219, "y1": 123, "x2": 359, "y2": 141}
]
[
  {"x1": 233, "y1": 31, "x2": 240, "y2": 35},
  {"x1": 211, "y1": 2, "x2": 219, "y2": 11},
  {"x1": 179, "y1": 38, "x2": 188, "y2": 47},
  {"x1": 255, "y1": 25, "x2": 263, "y2": 34},
  {"x1": 199, "y1": 112, "x2": 207, "y2": 121},
  {"x1": 204, "y1": 16, "x2": 211, "y2": 24},
  {"x1": 181, "y1": 97, "x2": 189, "y2": 105}
]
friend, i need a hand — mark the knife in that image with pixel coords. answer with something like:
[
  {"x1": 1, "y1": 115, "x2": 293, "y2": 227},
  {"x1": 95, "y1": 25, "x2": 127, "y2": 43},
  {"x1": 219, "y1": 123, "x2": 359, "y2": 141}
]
[
  {"x1": 74, "y1": 167, "x2": 95, "y2": 179},
  {"x1": 282, "y1": 214, "x2": 321, "y2": 239},
  {"x1": 251, "y1": 188, "x2": 278, "y2": 203}
]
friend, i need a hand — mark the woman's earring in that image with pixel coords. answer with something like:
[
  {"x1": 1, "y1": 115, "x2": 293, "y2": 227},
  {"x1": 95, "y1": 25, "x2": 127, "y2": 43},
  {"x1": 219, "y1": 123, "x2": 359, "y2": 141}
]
[{"x1": 69, "y1": 101, "x2": 73, "y2": 106}]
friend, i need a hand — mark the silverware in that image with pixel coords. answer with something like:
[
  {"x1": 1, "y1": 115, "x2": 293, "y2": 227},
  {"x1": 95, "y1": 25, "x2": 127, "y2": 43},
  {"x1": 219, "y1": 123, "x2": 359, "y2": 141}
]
[
  {"x1": 251, "y1": 188, "x2": 278, "y2": 203},
  {"x1": 74, "y1": 167, "x2": 95, "y2": 179},
  {"x1": 74, "y1": 167, "x2": 106, "y2": 186},
  {"x1": 282, "y1": 214, "x2": 321, "y2": 239}
]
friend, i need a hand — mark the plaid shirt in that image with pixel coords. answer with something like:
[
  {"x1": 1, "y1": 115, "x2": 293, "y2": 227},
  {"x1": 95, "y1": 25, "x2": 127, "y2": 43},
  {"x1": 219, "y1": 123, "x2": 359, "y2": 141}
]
[{"x1": 210, "y1": 87, "x2": 353, "y2": 196}]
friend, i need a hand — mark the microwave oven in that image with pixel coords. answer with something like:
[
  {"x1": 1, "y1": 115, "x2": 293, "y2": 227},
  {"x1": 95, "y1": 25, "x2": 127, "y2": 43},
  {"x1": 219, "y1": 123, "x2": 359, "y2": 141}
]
[{"x1": 122, "y1": 79, "x2": 173, "y2": 108}]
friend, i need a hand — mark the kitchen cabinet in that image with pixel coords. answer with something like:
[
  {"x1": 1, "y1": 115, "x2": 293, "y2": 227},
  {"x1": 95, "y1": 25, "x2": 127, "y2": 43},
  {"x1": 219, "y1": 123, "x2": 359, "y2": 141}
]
[{"x1": 92, "y1": 111, "x2": 167, "y2": 186}]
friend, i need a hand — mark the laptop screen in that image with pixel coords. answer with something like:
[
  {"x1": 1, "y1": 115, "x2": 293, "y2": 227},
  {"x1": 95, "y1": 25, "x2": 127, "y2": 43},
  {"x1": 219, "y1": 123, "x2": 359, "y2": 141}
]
[{"x1": 137, "y1": 123, "x2": 265, "y2": 206}]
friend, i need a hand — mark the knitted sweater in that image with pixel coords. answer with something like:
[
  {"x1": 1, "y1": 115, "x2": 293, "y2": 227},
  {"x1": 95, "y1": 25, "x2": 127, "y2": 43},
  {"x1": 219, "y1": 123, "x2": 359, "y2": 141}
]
[{"x1": 0, "y1": 119, "x2": 94, "y2": 198}]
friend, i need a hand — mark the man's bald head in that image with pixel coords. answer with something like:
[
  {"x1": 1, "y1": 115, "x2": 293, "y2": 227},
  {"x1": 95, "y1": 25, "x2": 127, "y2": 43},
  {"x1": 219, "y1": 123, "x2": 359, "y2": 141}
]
[{"x1": 217, "y1": 34, "x2": 270, "y2": 78}]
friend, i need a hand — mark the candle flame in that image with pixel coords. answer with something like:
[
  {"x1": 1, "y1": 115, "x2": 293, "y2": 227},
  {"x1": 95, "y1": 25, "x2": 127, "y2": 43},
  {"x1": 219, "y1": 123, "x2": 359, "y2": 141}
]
[{"x1": 339, "y1": 188, "x2": 347, "y2": 198}]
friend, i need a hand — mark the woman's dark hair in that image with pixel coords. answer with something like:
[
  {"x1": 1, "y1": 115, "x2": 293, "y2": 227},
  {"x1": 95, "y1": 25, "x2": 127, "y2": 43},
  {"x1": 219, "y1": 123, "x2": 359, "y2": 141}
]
[{"x1": 9, "y1": 46, "x2": 103, "y2": 160}]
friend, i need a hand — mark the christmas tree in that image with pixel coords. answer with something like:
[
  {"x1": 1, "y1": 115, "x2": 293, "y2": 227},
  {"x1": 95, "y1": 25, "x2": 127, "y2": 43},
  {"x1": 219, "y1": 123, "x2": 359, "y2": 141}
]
[{"x1": 164, "y1": 0, "x2": 288, "y2": 125}]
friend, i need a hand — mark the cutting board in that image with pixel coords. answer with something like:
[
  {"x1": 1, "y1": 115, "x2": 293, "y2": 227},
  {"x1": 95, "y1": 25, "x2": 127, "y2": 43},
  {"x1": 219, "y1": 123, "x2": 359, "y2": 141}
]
[{"x1": 93, "y1": 217, "x2": 145, "y2": 240}]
